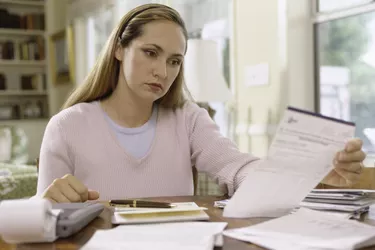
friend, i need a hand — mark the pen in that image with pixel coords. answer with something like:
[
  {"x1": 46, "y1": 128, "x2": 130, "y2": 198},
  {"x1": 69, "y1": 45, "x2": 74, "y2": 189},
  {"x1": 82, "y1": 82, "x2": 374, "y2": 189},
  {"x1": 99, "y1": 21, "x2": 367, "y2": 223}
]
[{"x1": 109, "y1": 199, "x2": 176, "y2": 208}]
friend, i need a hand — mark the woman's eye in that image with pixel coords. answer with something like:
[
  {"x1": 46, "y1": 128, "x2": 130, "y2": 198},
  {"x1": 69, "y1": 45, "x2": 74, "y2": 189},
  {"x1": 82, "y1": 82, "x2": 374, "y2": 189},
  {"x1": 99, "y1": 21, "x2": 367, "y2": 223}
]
[
  {"x1": 170, "y1": 59, "x2": 181, "y2": 66},
  {"x1": 145, "y1": 50, "x2": 157, "y2": 57}
]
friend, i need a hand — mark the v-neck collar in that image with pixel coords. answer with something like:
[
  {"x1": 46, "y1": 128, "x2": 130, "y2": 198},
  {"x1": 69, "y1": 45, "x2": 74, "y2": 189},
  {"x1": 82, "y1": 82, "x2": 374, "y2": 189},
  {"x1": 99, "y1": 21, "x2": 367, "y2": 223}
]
[{"x1": 95, "y1": 101, "x2": 161, "y2": 163}]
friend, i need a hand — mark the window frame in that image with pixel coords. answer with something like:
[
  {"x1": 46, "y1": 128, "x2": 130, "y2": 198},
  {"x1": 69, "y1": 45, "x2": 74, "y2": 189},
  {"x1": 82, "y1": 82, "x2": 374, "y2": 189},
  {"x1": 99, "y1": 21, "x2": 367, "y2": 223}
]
[
  {"x1": 313, "y1": 1, "x2": 375, "y2": 164},
  {"x1": 315, "y1": 0, "x2": 375, "y2": 15},
  {"x1": 312, "y1": 1, "x2": 375, "y2": 113}
]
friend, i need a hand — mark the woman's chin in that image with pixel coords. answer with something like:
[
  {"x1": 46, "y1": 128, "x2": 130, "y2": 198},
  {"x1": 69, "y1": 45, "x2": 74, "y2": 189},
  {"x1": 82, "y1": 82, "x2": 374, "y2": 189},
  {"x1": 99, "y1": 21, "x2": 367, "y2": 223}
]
[{"x1": 140, "y1": 91, "x2": 163, "y2": 103}]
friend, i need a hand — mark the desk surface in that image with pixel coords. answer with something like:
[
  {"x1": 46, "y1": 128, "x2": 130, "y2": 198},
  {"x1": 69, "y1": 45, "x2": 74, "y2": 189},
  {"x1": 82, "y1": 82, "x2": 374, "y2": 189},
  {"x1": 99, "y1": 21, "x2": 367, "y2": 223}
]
[{"x1": 1, "y1": 195, "x2": 375, "y2": 250}]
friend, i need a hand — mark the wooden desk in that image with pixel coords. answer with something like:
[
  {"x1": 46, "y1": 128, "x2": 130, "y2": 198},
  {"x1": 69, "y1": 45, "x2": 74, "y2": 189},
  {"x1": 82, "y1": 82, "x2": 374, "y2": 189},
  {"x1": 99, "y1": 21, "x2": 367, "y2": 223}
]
[{"x1": 1, "y1": 195, "x2": 375, "y2": 250}]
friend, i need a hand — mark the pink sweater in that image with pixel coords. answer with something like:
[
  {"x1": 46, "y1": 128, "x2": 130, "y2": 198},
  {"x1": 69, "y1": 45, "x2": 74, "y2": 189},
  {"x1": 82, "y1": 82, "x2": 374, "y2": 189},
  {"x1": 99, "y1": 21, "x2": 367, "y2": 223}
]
[{"x1": 36, "y1": 102, "x2": 260, "y2": 200}]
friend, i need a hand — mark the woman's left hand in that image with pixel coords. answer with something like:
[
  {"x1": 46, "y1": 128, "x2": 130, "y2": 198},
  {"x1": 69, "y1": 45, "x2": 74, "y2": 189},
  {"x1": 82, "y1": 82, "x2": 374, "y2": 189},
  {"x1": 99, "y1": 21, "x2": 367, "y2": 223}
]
[{"x1": 322, "y1": 138, "x2": 366, "y2": 187}]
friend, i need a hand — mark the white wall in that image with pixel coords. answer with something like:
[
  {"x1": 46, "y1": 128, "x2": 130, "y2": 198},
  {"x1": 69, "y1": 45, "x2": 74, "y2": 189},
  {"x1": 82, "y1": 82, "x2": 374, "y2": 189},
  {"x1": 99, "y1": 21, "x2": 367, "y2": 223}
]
[
  {"x1": 286, "y1": 0, "x2": 315, "y2": 111},
  {"x1": 233, "y1": 0, "x2": 313, "y2": 156},
  {"x1": 233, "y1": 0, "x2": 286, "y2": 156}
]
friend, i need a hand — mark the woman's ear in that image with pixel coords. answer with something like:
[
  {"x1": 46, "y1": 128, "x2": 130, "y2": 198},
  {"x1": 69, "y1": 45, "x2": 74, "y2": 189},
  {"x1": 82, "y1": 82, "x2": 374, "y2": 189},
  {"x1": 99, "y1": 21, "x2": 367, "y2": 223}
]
[{"x1": 115, "y1": 43, "x2": 124, "y2": 61}]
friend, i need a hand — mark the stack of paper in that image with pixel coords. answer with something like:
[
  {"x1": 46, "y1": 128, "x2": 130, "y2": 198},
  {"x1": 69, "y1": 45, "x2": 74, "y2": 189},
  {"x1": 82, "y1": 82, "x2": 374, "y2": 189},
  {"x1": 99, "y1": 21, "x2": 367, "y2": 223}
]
[
  {"x1": 300, "y1": 189, "x2": 375, "y2": 217},
  {"x1": 214, "y1": 199, "x2": 229, "y2": 209},
  {"x1": 112, "y1": 202, "x2": 210, "y2": 224},
  {"x1": 215, "y1": 198, "x2": 357, "y2": 219},
  {"x1": 224, "y1": 208, "x2": 375, "y2": 250},
  {"x1": 368, "y1": 203, "x2": 375, "y2": 220},
  {"x1": 215, "y1": 188, "x2": 375, "y2": 219},
  {"x1": 81, "y1": 222, "x2": 228, "y2": 250}
]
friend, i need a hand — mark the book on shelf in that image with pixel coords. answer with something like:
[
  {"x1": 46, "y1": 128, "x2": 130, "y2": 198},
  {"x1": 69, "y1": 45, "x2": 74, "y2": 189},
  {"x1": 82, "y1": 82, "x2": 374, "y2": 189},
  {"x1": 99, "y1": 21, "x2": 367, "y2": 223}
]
[
  {"x1": 0, "y1": 38, "x2": 45, "y2": 61},
  {"x1": 0, "y1": 41, "x2": 15, "y2": 60},
  {"x1": 20, "y1": 73, "x2": 46, "y2": 91},
  {"x1": 0, "y1": 8, "x2": 45, "y2": 31},
  {"x1": 19, "y1": 37, "x2": 45, "y2": 61}
]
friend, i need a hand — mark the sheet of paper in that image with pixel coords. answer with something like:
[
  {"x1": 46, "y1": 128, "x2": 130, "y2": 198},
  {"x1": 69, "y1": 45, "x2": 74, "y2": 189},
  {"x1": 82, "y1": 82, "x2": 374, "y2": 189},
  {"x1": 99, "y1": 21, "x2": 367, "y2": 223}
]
[
  {"x1": 0, "y1": 199, "x2": 61, "y2": 244},
  {"x1": 224, "y1": 107, "x2": 356, "y2": 218},
  {"x1": 216, "y1": 199, "x2": 354, "y2": 219},
  {"x1": 224, "y1": 233, "x2": 324, "y2": 250},
  {"x1": 224, "y1": 208, "x2": 375, "y2": 250},
  {"x1": 81, "y1": 222, "x2": 227, "y2": 250},
  {"x1": 114, "y1": 202, "x2": 207, "y2": 214},
  {"x1": 112, "y1": 202, "x2": 209, "y2": 224},
  {"x1": 300, "y1": 201, "x2": 369, "y2": 213}
]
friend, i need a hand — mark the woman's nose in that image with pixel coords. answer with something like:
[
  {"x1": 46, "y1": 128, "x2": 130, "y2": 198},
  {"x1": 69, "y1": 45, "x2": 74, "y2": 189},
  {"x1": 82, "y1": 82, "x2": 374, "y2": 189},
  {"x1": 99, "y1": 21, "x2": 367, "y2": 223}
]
[{"x1": 153, "y1": 61, "x2": 167, "y2": 80}]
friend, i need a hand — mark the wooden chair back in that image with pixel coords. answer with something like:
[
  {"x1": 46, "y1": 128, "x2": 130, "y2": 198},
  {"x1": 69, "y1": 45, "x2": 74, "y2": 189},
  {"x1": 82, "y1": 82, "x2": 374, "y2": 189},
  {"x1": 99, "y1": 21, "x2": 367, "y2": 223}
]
[
  {"x1": 35, "y1": 157, "x2": 39, "y2": 172},
  {"x1": 193, "y1": 166, "x2": 198, "y2": 195}
]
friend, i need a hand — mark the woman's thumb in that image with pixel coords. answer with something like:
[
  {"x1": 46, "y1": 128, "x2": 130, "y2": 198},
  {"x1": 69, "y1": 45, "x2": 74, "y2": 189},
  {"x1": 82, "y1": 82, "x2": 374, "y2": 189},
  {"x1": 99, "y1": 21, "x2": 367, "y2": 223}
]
[{"x1": 88, "y1": 190, "x2": 100, "y2": 200}]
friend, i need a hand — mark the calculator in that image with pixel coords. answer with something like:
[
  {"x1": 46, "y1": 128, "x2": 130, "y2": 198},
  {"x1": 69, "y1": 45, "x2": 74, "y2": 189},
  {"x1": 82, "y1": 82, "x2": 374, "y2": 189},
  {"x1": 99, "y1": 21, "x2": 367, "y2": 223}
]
[{"x1": 52, "y1": 202, "x2": 105, "y2": 238}]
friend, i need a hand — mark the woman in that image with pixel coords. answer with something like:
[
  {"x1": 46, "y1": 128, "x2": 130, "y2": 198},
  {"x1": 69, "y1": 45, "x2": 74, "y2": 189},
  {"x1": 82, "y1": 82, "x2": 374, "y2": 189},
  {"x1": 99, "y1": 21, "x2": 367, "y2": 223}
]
[{"x1": 36, "y1": 3, "x2": 365, "y2": 203}]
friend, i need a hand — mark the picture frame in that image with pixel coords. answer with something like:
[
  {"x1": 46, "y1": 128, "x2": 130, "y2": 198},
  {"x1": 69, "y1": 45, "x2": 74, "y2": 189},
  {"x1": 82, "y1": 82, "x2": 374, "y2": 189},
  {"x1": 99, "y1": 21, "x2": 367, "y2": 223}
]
[{"x1": 49, "y1": 25, "x2": 75, "y2": 85}]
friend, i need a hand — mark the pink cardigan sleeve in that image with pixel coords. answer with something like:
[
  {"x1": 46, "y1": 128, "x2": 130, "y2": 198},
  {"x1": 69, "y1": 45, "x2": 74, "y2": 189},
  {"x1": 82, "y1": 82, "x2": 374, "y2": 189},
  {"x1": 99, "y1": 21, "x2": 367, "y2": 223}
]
[
  {"x1": 36, "y1": 115, "x2": 74, "y2": 197},
  {"x1": 185, "y1": 103, "x2": 260, "y2": 196}
]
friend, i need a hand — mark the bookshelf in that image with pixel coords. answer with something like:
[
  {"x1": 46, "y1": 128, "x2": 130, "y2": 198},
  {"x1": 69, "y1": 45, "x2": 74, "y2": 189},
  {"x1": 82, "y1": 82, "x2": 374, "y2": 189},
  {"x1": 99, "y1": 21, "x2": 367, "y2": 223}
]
[
  {"x1": 0, "y1": 59, "x2": 45, "y2": 67},
  {"x1": 0, "y1": 90, "x2": 47, "y2": 96},
  {"x1": 0, "y1": 28, "x2": 45, "y2": 36},
  {"x1": 0, "y1": 0, "x2": 49, "y2": 121},
  {"x1": 0, "y1": 0, "x2": 45, "y2": 7}
]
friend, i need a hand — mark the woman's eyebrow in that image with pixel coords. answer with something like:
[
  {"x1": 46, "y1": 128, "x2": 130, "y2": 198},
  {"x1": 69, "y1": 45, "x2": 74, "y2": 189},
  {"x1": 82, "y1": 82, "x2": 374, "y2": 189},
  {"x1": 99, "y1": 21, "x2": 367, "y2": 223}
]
[{"x1": 145, "y1": 43, "x2": 183, "y2": 58}]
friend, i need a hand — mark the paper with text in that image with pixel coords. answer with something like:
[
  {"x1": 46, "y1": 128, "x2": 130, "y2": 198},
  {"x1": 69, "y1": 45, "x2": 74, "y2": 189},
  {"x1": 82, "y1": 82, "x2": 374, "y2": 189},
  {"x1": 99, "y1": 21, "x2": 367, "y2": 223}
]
[
  {"x1": 224, "y1": 208, "x2": 375, "y2": 250},
  {"x1": 81, "y1": 222, "x2": 227, "y2": 250},
  {"x1": 224, "y1": 107, "x2": 356, "y2": 218}
]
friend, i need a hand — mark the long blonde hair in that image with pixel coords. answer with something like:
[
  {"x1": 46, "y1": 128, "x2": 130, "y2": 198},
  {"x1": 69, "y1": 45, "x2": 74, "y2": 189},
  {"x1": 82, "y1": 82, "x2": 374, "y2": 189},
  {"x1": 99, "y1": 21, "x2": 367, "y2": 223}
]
[{"x1": 62, "y1": 3, "x2": 191, "y2": 110}]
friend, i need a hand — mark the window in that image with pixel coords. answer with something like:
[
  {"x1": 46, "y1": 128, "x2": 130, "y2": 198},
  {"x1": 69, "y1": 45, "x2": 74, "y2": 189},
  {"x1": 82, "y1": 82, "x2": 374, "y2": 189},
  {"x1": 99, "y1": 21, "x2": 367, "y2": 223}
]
[
  {"x1": 314, "y1": 2, "x2": 375, "y2": 156},
  {"x1": 170, "y1": 0, "x2": 232, "y2": 136},
  {"x1": 87, "y1": 6, "x2": 115, "y2": 71},
  {"x1": 169, "y1": 0, "x2": 232, "y2": 196},
  {"x1": 318, "y1": 0, "x2": 374, "y2": 12}
]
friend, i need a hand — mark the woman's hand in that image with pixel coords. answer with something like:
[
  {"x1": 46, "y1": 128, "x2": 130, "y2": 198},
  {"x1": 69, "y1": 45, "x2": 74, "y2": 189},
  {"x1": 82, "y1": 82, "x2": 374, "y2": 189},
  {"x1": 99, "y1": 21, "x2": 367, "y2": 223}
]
[
  {"x1": 42, "y1": 174, "x2": 99, "y2": 203},
  {"x1": 322, "y1": 138, "x2": 366, "y2": 187}
]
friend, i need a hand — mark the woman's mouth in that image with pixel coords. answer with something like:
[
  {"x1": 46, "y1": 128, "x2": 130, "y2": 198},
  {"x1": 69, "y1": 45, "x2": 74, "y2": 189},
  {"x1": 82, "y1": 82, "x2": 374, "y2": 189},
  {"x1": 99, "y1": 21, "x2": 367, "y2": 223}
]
[{"x1": 147, "y1": 83, "x2": 163, "y2": 91}]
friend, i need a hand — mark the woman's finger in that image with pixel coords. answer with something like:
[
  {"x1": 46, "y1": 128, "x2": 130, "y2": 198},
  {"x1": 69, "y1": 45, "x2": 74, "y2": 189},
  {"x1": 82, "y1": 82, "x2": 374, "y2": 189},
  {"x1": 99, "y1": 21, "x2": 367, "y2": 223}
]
[
  {"x1": 335, "y1": 162, "x2": 363, "y2": 174},
  {"x1": 337, "y1": 150, "x2": 366, "y2": 163}
]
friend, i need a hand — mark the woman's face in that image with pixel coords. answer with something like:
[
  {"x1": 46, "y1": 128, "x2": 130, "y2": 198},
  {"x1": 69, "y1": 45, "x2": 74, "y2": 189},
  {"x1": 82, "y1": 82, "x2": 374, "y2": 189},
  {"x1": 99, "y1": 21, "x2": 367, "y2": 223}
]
[{"x1": 115, "y1": 20, "x2": 186, "y2": 103}]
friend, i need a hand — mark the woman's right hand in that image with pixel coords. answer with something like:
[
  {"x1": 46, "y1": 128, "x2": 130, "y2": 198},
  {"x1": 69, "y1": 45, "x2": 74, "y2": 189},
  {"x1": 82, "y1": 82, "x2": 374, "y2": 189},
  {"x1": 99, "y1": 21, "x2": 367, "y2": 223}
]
[{"x1": 42, "y1": 174, "x2": 100, "y2": 203}]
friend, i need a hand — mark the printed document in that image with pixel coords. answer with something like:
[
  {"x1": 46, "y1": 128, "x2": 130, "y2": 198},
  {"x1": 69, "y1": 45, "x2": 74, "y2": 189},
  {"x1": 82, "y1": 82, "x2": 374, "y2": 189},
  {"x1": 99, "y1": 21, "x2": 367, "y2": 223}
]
[
  {"x1": 81, "y1": 222, "x2": 228, "y2": 250},
  {"x1": 223, "y1": 208, "x2": 375, "y2": 250},
  {"x1": 224, "y1": 107, "x2": 356, "y2": 218}
]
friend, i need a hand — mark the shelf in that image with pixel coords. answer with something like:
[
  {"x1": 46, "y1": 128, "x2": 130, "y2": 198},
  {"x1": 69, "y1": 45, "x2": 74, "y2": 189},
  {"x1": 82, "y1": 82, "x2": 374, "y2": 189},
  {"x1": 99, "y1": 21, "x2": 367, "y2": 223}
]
[
  {"x1": 0, "y1": 90, "x2": 47, "y2": 96},
  {"x1": 0, "y1": 0, "x2": 45, "y2": 7},
  {"x1": 0, "y1": 59, "x2": 45, "y2": 67},
  {"x1": 0, "y1": 28, "x2": 45, "y2": 36},
  {"x1": 0, "y1": 118, "x2": 48, "y2": 124}
]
